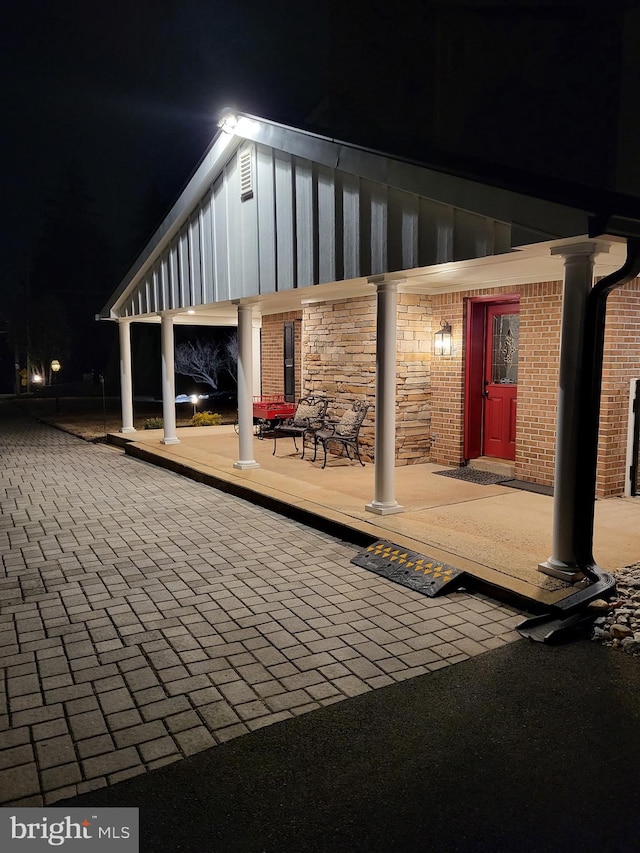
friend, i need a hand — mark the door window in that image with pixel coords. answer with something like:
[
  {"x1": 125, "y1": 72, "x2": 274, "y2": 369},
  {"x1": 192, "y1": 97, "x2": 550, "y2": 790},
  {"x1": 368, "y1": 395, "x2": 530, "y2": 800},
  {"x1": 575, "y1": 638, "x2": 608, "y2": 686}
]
[{"x1": 491, "y1": 313, "x2": 519, "y2": 385}]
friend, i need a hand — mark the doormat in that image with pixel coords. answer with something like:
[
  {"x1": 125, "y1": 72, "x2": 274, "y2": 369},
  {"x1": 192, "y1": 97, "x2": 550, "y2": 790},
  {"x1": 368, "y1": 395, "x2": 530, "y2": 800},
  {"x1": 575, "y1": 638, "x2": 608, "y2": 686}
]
[
  {"x1": 351, "y1": 540, "x2": 465, "y2": 597},
  {"x1": 434, "y1": 467, "x2": 513, "y2": 485},
  {"x1": 503, "y1": 479, "x2": 553, "y2": 496}
]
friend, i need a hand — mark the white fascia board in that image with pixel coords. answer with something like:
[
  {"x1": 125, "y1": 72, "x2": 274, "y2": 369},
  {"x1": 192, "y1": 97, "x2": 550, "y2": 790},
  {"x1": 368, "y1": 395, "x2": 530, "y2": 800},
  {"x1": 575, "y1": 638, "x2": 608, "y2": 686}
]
[{"x1": 100, "y1": 130, "x2": 242, "y2": 320}]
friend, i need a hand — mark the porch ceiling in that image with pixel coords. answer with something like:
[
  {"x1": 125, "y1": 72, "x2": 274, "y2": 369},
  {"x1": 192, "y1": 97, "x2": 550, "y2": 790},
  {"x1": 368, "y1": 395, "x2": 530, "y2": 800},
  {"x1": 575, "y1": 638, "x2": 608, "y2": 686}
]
[{"x1": 140, "y1": 234, "x2": 627, "y2": 324}]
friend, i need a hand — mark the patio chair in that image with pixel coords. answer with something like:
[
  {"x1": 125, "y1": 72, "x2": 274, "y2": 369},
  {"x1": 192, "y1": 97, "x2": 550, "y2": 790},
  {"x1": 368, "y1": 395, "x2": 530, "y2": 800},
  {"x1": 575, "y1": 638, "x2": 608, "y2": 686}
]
[
  {"x1": 312, "y1": 400, "x2": 370, "y2": 469},
  {"x1": 272, "y1": 395, "x2": 329, "y2": 459}
]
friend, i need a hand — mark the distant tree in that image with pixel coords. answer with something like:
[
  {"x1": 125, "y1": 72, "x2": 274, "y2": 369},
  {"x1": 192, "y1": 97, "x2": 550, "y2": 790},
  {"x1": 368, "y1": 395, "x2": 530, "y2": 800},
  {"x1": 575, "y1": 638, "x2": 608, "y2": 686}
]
[
  {"x1": 175, "y1": 339, "x2": 224, "y2": 391},
  {"x1": 222, "y1": 332, "x2": 238, "y2": 384},
  {"x1": 175, "y1": 333, "x2": 238, "y2": 391},
  {"x1": 28, "y1": 295, "x2": 71, "y2": 382},
  {"x1": 30, "y1": 166, "x2": 114, "y2": 379},
  {"x1": 5, "y1": 284, "x2": 71, "y2": 385}
]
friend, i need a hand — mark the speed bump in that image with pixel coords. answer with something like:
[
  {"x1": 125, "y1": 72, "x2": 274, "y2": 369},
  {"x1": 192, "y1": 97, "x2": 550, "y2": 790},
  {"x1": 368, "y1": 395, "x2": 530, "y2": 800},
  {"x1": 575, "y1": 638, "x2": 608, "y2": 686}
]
[{"x1": 351, "y1": 540, "x2": 465, "y2": 597}]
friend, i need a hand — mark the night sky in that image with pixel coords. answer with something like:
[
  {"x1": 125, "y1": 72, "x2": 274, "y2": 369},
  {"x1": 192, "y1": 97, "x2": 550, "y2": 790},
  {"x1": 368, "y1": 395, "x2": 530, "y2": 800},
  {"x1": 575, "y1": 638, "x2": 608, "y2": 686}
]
[
  {"x1": 1, "y1": 1, "x2": 329, "y2": 286},
  {"x1": 2, "y1": 1, "x2": 639, "y2": 392}
]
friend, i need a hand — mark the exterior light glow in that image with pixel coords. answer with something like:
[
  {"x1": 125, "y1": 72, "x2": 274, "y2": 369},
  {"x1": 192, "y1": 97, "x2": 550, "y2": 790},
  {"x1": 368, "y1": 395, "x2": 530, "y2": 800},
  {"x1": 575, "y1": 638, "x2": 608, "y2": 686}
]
[
  {"x1": 218, "y1": 111, "x2": 238, "y2": 134},
  {"x1": 434, "y1": 320, "x2": 452, "y2": 357},
  {"x1": 32, "y1": 374, "x2": 43, "y2": 383},
  {"x1": 51, "y1": 359, "x2": 61, "y2": 372}
]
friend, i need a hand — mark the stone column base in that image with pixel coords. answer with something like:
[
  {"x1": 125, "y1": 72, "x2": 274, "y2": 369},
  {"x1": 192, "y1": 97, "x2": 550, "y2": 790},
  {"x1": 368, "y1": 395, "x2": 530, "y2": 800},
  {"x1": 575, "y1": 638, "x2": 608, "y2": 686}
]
[
  {"x1": 365, "y1": 500, "x2": 404, "y2": 516},
  {"x1": 538, "y1": 559, "x2": 585, "y2": 583},
  {"x1": 233, "y1": 460, "x2": 260, "y2": 470}
]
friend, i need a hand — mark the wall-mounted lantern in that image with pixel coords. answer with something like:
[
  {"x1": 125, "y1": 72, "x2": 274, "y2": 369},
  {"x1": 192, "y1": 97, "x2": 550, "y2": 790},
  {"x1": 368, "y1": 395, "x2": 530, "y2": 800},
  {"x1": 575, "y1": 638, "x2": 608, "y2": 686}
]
[{"x1": 434, "y1": 320, "x2": 452, "y2": 356}]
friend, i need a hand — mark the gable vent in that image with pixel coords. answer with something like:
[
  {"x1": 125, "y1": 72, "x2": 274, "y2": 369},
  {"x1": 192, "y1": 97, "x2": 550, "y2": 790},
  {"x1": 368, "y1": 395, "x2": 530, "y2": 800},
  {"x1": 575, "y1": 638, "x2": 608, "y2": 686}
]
[{"x1": 239, "y1": 147, "x2": 254, "y2": 200}]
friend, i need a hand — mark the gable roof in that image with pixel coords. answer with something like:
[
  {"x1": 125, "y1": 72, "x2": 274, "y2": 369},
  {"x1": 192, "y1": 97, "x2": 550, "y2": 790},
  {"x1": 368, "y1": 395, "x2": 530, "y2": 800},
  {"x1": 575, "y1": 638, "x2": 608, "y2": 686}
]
[{"x1": 100, "y1": 113, "x2": 611, "y2": 321}]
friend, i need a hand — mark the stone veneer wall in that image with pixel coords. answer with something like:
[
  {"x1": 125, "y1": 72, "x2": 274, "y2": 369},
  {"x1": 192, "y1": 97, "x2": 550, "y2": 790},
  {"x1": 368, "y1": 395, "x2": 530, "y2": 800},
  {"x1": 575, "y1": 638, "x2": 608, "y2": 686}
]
[
  {"x1": 302, "y1": 293, "x2": 432, "y2": 464},
  {"x1": 260, "y1": 311, "x2": 302, "y2": 399}
]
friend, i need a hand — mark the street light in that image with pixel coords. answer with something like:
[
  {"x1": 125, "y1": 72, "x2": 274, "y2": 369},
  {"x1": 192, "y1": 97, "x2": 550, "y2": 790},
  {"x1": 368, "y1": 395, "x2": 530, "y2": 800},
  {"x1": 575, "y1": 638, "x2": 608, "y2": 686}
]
[{"x1": 51, "y1": 360, "x2": 61, "y2": 385}]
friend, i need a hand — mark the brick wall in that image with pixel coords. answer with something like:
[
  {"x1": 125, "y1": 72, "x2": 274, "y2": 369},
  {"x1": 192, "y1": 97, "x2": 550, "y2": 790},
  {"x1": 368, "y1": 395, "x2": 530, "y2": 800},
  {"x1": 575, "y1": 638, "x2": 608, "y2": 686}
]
[
  {"x1": 599, "y1": 277, "x2": 640, "y2": 496},
  {"x1": 429, "y1": 292, "x2": 467, "y2": 466},
  {"x1": 430, "y1": 283, "x2": 564, "y2": 488},
  {"x1": 260, "y1": 312, "x2": 302, "y2": 399},
  {"x1": 516, "y1": 282, "x2": 563, "y2": 486},
  {"x1": 260, "y1": 278, "x2": 640, "y2": 494},
  {"x1": 430, "y1": 277, "x2": 640, "y2": 496}
]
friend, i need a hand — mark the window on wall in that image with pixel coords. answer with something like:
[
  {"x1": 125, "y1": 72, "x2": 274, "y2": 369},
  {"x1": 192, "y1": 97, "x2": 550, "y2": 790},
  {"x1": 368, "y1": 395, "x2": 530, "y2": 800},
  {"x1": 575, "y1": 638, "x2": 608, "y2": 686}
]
[{"x1": 284, "y1": 322, "x2": 295, "y2": 401}]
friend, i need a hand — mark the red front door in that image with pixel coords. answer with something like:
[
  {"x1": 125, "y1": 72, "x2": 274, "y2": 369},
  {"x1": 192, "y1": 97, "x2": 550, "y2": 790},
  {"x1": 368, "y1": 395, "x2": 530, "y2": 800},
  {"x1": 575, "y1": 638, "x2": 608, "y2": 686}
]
[{"x1": 482, "y1": 302, "x2": 519, "y2": 460}]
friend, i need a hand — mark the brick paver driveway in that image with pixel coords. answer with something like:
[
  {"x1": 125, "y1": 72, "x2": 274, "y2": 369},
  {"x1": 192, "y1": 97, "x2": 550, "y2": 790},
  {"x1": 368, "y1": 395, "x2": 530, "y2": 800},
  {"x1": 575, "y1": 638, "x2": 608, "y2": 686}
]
[{"x1": 0, "y1": 402, "x2": 522, "y2": 806}]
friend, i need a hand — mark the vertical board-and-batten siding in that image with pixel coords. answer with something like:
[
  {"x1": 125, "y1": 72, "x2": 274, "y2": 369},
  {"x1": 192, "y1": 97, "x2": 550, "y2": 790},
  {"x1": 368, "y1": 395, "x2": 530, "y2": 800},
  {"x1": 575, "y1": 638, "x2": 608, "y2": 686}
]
[{"x1": 120, "y1": 142, "x2": 510, "y2": 318}]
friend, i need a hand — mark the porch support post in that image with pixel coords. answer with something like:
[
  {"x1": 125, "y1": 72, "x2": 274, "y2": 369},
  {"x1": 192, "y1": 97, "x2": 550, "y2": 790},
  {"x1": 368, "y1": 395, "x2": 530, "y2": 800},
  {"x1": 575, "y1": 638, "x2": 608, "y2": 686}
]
[
  {"x1": 234, "y1": 302, "x2": 260, "y2": 470},
  {"x1": 118, "y1": 319, "x2": 136, "y2": 433},
  {"x1": 366, "y1": 278, "x2": 404, "y2": 515},
  {"x1": 160, "y1": 313, "x2": 180, "y2": 445},
  {"x1": 539, "y1": 241, "x2": 608, "y2": 580}
]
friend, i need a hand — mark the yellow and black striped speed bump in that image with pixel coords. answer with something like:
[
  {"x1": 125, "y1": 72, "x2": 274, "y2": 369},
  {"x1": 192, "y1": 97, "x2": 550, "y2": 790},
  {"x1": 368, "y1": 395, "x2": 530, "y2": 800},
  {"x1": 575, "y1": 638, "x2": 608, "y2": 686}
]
[{"x1": 351, "y1": 540, "x2": 465, "y2": 597}]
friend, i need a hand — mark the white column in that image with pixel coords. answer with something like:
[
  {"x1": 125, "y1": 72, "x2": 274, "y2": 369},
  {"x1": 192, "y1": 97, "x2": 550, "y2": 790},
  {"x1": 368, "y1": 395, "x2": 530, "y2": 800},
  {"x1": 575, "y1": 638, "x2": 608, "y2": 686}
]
[
  {"x1": 234, "y1": 302, "x2": 260, "y2": 469},
  {"x1": 539, "y1": 241, "x2": 608, "y2": 580},
  {"x1": 366, "y1": 278, "x2": 404, "y2": 515},
  {"x1": 118, "y1": 319, "x2": 136, "y2": 433},
  {"x1": 160, "y1": 314, "x2": 180, "y2": 445}
]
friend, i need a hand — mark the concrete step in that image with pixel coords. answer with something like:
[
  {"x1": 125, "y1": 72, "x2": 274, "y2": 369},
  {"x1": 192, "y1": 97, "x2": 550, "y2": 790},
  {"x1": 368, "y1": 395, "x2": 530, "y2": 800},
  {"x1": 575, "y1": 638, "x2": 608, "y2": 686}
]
[{"x1": 467, "y1": 456, "x2": 515, "y2": 478}]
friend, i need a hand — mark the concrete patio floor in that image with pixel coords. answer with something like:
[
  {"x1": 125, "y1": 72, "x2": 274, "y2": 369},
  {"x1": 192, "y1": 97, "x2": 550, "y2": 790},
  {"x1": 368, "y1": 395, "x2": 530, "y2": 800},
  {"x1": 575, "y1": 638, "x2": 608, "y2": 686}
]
[{"x1": 111, "y1": 425, "x2": 640, "y2": 609}]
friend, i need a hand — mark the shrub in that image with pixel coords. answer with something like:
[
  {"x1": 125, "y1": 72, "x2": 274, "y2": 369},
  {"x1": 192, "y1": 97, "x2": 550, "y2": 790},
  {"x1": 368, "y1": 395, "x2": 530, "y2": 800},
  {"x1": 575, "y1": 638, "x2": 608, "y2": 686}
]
[
  {"x1": 144, "y1": 417, "x2": 164, "y2": 430},
  {"x1": 190, "y1": 411, "x2": 222, "y2": 427}
]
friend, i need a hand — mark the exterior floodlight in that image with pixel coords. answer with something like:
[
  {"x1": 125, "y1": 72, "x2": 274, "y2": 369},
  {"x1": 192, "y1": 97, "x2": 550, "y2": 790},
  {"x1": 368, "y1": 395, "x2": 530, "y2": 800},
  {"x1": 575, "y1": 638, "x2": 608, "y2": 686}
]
[
  {"x1": 51, "y1": 359, "x2": 61, "y2": 372},
  {"x1": 218, "y1": 111, "x2": 238, "y2": 134},
  {"x1": 32, "y1": 374, "x2": 43, "y2": 383},
  {"x1": 434, "y1": 320, "x2": 452, "y2": 357}
]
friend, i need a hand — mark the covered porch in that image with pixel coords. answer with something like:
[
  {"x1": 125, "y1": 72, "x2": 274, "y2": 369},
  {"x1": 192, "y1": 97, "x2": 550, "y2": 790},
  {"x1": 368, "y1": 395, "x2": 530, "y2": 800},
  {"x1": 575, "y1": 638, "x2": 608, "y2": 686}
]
[
  {"x1": 101, "y1": 112, "x2": 640, "y2": 599},
  {"x1": 108, "y1": 423, "x2": 640, "y2": 610}
]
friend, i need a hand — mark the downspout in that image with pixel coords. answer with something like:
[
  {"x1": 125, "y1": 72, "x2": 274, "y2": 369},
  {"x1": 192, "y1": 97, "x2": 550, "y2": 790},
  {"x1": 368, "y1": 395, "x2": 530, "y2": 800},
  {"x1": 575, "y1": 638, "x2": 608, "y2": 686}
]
[
  {"x1": 518, "y1": 236, "x2": 640, "y2": 641},
  {"x1": 573, "y1": 237, "x2": 640, "y2": 580}
]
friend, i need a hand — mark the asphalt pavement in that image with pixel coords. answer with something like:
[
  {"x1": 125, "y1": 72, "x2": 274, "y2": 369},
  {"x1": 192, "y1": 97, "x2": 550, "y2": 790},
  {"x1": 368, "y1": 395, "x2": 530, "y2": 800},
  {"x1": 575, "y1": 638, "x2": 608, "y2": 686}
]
[{"x1": 64, "y1": 638, "x2": 640, "y2": 853}]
